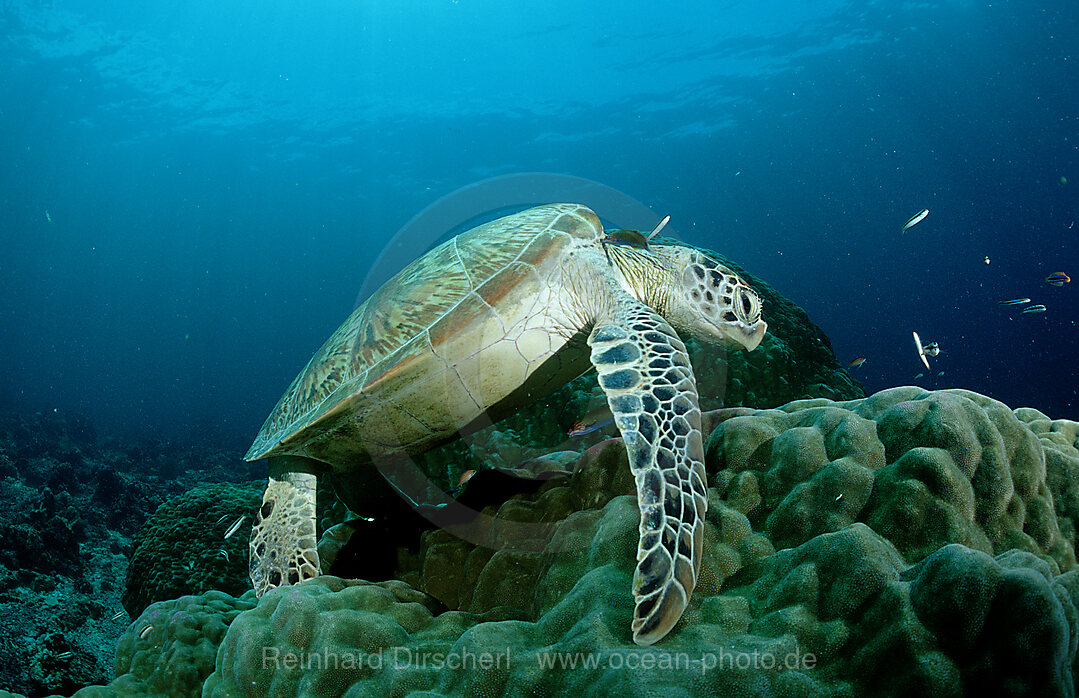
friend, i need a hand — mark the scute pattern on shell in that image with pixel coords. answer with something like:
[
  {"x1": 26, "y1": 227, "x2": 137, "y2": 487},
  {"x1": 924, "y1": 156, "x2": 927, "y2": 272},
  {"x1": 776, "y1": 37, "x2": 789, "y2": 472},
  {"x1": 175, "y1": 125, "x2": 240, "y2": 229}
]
[{"x1": 246, "y1": 203, "x2": 602, "y2": 460}]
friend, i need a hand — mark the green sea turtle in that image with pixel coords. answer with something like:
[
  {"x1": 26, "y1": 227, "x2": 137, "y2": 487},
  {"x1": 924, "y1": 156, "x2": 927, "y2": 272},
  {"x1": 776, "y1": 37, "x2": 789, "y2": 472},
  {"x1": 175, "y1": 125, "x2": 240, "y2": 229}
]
[{"x1": 245, "y1": 203, "x2": 767, "y2": 645}]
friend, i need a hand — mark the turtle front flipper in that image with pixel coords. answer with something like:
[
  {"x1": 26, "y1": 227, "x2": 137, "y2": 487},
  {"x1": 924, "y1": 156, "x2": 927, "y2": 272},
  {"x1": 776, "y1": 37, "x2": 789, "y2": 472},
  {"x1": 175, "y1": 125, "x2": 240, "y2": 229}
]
[
  {"x1": 249, "y1": 457, "x2": 321, "y2": 597},
  {"x1": 588, "y1": 297, "x2": 707, "y2": 646}
]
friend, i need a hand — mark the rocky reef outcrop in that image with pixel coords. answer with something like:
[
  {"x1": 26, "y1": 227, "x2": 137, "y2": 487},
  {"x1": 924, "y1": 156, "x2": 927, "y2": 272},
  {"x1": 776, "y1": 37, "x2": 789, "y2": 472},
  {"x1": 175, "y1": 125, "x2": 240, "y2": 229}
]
[
  {"x1": 0, "y1": 409, "x2": 262, "y2": 697},
  {"x1": 25, "y1": 386, "x2": 1078, "y2": 698}
]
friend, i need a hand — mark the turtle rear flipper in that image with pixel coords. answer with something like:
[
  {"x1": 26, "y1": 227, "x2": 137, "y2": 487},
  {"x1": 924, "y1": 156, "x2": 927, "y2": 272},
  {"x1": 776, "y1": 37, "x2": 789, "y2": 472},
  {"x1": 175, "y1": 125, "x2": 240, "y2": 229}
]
[{"x1": 250, "y1": 458, "x2": 321, "y2": 596}]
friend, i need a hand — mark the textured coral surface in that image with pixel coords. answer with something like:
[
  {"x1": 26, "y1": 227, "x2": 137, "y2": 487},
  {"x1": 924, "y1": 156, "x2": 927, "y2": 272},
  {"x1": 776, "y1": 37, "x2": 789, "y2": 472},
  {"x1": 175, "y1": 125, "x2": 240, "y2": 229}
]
[
  {"x1": 0, "y1": 409, "x2": 262, "y2": 697},
  {"x1": 16, "y1": 386, "x2": 1077, "y2": 698},
  {"x1": 121, "y1": 482, "x2": 264, "y2": 617}
]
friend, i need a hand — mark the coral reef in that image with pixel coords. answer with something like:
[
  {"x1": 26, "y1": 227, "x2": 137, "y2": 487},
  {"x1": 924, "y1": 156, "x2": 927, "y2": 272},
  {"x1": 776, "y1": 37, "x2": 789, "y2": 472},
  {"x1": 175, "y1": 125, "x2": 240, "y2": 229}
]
[
  {"x1": 121, "y1": 482, "x2": 264, "y2": 617},
  {"x1": 0, "y1": 408, "x2": 263, "y2": 697},
  {"x1": 708, "y1": 387, "x2": 1075, "y2": 569},
  {"x1": 24, "y1": 386, "x2": 1079, "y2": 697}
]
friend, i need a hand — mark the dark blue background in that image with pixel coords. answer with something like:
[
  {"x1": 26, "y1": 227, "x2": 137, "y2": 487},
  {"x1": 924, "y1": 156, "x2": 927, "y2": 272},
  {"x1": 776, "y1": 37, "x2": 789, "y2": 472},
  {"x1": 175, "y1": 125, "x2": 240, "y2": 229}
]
[{"x1": 2, "y1": 0, "x2": 1076, "y2": 452}]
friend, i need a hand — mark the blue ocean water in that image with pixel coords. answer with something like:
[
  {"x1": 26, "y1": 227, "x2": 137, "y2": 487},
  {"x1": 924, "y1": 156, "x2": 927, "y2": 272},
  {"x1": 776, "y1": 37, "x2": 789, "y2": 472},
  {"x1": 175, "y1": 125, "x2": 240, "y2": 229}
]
[{"x1": 2, "y1": 0, "x2": 1077, "y2": 453}]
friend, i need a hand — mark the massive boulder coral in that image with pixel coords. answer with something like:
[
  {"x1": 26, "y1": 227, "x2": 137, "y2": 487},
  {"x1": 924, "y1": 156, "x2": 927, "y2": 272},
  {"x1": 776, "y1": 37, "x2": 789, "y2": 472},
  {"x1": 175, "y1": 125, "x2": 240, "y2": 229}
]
[
  {"x1": 708, "y1": 387, "x2": 1076, "y2": 570},
  {"x1": 37, "y1": 386, "x2": 1079, "y2": 698},
  {"x1": 121, "y1": 483, "x2": 263, "y2": 617}
]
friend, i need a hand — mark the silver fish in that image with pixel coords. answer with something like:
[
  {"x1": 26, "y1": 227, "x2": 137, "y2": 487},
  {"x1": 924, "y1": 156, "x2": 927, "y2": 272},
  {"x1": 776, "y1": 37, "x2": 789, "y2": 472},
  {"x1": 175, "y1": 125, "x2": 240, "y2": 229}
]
[
  {"x1": 646, "y1": 214, "x2": 671, "y2": 241},
  {"x1": 901, "y1": 208, "x2": 929, "y2": 233},
  {"x1": 998, "y1": 298, "x2": 1031, "y2": 306},
  {"x1": 223, "y1": 515, "x2": 246, "y2": 539},
  {"x1": 1022, "y1": 304, "x2": 1047, "y2": 314},
  {"x1": 913, "y1": 331, "x2": 931, "y2": 370}
]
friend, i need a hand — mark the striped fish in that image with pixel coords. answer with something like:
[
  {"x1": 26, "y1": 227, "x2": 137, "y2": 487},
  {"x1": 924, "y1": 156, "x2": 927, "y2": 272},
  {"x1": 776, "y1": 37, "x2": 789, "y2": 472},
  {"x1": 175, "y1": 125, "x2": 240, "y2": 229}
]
[
  {"x1": 1022, "y1": 304, "x2": 1047, "y2": 314},
  {"x1": 223, "y1": 515, "x2": 246, "y2": 540},
  {"x1": 900, "y1": 208, "x2": 929, "y2": 233},
  {"x1": 997, "y1": 298, "x2": 1031, "y2": 306}
]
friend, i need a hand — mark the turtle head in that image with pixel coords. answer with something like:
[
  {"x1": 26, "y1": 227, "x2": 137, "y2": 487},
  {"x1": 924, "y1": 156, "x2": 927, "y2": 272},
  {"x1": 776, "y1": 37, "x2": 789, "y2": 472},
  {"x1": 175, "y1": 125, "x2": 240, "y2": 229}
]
[{"x1": 661, "y1": 247, "x2": 767, "y2": 351}]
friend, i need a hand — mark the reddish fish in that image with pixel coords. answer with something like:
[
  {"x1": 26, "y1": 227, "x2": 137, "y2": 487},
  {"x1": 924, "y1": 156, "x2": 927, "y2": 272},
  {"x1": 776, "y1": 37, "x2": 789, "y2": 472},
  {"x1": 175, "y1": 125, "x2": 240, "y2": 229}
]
[
  {"x1": 847, "y1": 357, "x2": 866, "y2": 369},
  {"x1": 568, "y1": 405, "x2": 615, "y2": 436},
  {"x1": 446, "y1": 469, "x2": 476, "y2": 495}
]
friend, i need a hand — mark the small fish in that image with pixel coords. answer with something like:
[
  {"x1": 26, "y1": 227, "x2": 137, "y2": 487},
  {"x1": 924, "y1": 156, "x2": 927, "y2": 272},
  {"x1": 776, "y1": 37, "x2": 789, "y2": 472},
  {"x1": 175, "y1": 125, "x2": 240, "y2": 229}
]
[
  {"x1": 446, "y1": 469, "x2": 476, "y2": 495},
  {"x1": 645, "y1": 214, "x2": 671, "y2": 241},
  {"x1": 984, "y1": 256, "x2": 990, "y2": 265},
  {"x1": 1046, "y1": 271, "x2": 1071, "y2": 286},
  {"x1": 601, "y1": 215, "x2": 671, "y2": 265},
  {"x1": 847, "y1": 357, "x2": 867, "y2": 369},
  {"x1": 139, "y1": 625, "x2": 154, "y2": 640},
  {"x1": 900, "y1": 208, "x2": 929, "y2": 233},
  {"x1": 602, "y1": 229, "x2": 650, "y2": 249},
  {"x1": 922, "y1": 342, "x2": 940, "y2": 357},
  {"x1": 223, "y1": 515, "x2": 246, "y2": 540},
  {"x1": 55, "y1": 651, "x2": 73, "y2": 660},
  {"x1": 110, "y1": 610, "x2": 126, "y2": 621},
  {"x1": 998, "y1": 298, "x2": 1031, "y2": 306},
  {"x1": 216, "y1": 549, "x2": 230, "y2": 563},
  {"x1": 45, "y1": 210, "x2": 52, "y2": 223},
  {"x1": 913, "y1": 331, "x2": 931, "y2": 370},
  {"x1": 913, "y1": 372, "x2": 924, "y2": 380},
  {"x1": 568, "y1": 404, "x2": 615, "y2": 437},
  {"x1": 1022, "y1": 304, "x2": 1047, "y2": 314},
  {"x1": 601, "y1": 229, "x2": 650, "y2": 266}
]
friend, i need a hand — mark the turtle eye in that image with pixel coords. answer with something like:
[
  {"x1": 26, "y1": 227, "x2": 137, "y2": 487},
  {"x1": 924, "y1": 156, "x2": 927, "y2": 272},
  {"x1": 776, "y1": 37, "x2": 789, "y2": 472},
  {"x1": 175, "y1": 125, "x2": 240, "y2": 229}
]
[{"x1": 735, "y1": 287, "x2": 761, "y2": 323}]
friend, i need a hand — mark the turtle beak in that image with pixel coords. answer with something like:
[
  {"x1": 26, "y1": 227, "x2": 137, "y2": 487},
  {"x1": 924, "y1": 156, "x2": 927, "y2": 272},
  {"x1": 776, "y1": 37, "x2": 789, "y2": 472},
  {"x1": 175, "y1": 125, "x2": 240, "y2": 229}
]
[{"x1": 734, "y1": 319, "x2": 767, "y2": 352}]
